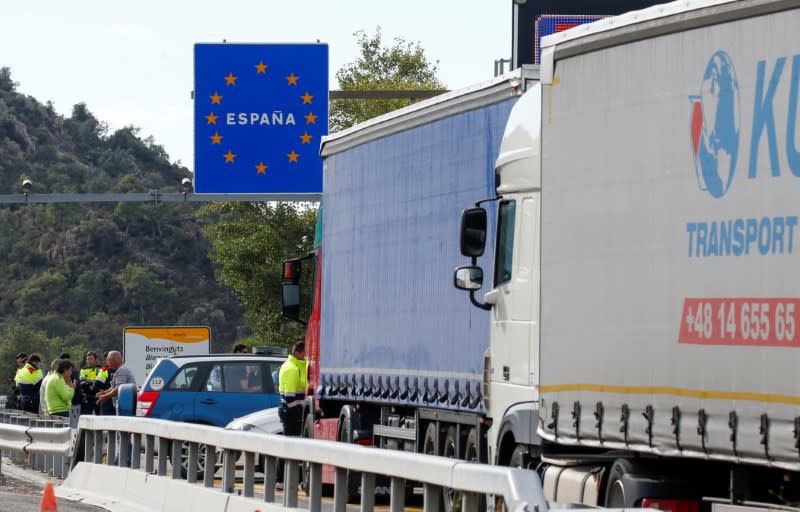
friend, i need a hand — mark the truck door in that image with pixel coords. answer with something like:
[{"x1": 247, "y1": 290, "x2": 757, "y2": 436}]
[{"x1": 487, "y1": 194, "x2": 539, "y2": 390}]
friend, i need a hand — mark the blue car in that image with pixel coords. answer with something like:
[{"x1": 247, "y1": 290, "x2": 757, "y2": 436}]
[
  {"x1": 136, "y1": 353, "x2": 284, "y2": 427},
  {"x1": 131, "y1": 352, "x2": 285, "y2": 478}
]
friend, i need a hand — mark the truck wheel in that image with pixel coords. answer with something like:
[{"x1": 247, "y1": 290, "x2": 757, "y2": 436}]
[
  {"x1": 464, "y1": 428, "x2": 489, "y2": 511},
  {"x1": 509, "y1": 444, "x2": 526, "y2": 468},
  {"x1": 604, "y1": 459, "x2": 635, "y2": 507},
  {"x1": 442, "y1": 426, "x2": 459, "y2": 512},
  {"x1": 300, "y1": 413, "x2": 313, "y2": 494},
  {"x1": 423, "y1": 423, "x2": 437, "y2": 455},
  {"x1": 338, "y1": 409, "x2": 361, "y2": 502}
]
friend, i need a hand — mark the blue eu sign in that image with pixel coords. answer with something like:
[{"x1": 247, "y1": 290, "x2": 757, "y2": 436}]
[{"x1": 194, "y1": 43, "x2": 328, "y2": 194}]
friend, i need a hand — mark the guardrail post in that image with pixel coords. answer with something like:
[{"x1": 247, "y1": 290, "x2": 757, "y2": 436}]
[
  {"x1": 157, "y1": 437, "x2": 168, "y2": 476},
  {"x1": 119, "y1": 432, "x2": 130, "y2": 468},
  {"x1": 222, "y1": 449, "x2": 236, "y2": 493},
  {"x1": 284, "y1": 459, "x2": 300, "y2": 508},
  {"x1": 84, "y1": 430, "x2": 94, "y2": 462},
  {"x1": 187, "y1": 442, "x2": 199, "y2": 483},
  {"x1": 264, "y1": 455, "x2": 277, "y2": 502},
  {"x1": 107, "y1": 430, "x2": 116, "y2": 466},
  {"x1": 43, "y1": 421, "x2": 53, "y2": 475},
  {"x1": 170, "y1": 439, "x2": 182, "y2": 479},
  {"x1": 144, "y1": 435, "x2": 155, "y2": 474},
  {"x1": 203, "y1": 444, "x2": 216, "y2": 488},
  {"x1": 463, "y1": 492, "x2": 479, "y2": 512},
  {"x1": 131, "y1": 433, "x2": 142, "y2": 469},
  {"x1": 333, "y1": 467, "x2": 348, "y2": 512},
  {"x1": 92, "y1": 430, "x2": 103, "y2": 464},
  {"x1": 390, "y1": 476, "x2": 405, "y2": 512},
  {"x1": 32, "y1": 420, "x2": 42, "y2": 471},
  {"x1": 361, "y1": 472, "x2": 376, "y2": 512},
  {"x1": 243, "y1": 451, "x2": 255, "y2": 497},
  {"x1": 424, "y1": 483, "x2": 442, "y2": 512},
  {"x1": 309, "y1": 463, "x2": 323, "y2": 512}
]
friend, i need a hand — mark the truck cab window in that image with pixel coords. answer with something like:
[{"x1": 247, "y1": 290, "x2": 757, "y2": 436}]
[{"x1": 494, "y1": 200, "x2": 516, "y2": 287}]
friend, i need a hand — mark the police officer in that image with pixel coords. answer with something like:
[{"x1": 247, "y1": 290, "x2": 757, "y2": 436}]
[
  {"x1": 79, "y1": 351, "x2": 102, "y2": 415},
  {"x1": 15, "y1": 354, "x2": 43, "y2": 414},
  {"x1": 278, "y1": 341, "x2": 308, "y2": 434},
  {"x1": 276, "y1": 341, "x2": 308, "y2": 490}
]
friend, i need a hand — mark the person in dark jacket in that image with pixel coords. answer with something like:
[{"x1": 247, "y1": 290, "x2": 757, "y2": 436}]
[{"x1": 79, "y1": 351, "x2": 103, "y2": 415}]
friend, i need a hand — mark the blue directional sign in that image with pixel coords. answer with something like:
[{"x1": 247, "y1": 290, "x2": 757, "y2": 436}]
[{"x1": 194, "y1": 43, "x2": 328, "y2": 194}]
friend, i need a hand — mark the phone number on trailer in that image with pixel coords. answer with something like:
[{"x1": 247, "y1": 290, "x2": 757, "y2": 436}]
[{"x1": 678, "y1": 298, "x2": 799, "y2": 346}]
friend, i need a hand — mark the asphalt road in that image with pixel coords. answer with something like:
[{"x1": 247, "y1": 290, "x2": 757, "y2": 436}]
[{"x1": 0, "y1": 459, "x2": 106, "y2": 512}]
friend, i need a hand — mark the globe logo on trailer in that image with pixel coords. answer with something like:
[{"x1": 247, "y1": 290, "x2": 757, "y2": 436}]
[{"x1": 689, "y1": 51, "x2": 741, "y2": 198}]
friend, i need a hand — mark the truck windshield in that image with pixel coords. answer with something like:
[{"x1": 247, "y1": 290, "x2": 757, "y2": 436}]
[{"x1": 494, "y1": 200, "x2": 516, "y2": 287}]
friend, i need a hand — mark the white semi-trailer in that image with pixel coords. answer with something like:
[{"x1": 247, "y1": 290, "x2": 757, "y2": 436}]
[{"x1": 456, "y1": 0, "x2": 800, "y2": 507}]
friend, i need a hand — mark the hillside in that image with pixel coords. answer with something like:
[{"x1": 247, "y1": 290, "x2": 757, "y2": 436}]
[{"x1": 0, "y1": 69, "x2": 247, "y2": 381}]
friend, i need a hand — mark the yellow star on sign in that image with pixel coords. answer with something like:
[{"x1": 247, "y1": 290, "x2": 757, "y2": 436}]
[
  {"x1": 210, "y1": 92, "x2": 223, "y2": 104},
  {"x1": 210, "y1": 132, "x2": 222, "y2": 144},
  {"x1": 304, "y1": 111, "x2": 318, "y2": 124},
  {"x1": 286, "y1": 73, "x2": 299, "y2": 85},
  {"x1": 224, "y1": 150, "x2": 237, "y2": 163},
  {"x1": 224, "y1": 73, "x2": 238, "y2": 86},
  {"x1": 300, "y1": 92, "x2": 313, "y2": 104},
  {"x1": 205, "y1": 112, "x2": 218, "y2": 125},
  {"x1": 300, "y1": 132, "x2": 312, "y2": 144},
  {"x1": 287, "y1": 151, "x2": 299, "y2": 163},
  {"x1": 256, "y1": 162, "x2": 268, "y2": 174},
  {"x1": 255, "y1": 61, "x2": 268, "y2": 74}
]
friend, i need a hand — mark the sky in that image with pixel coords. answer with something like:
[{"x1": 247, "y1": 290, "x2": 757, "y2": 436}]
[{"x1": 1, "y1": 1, "x2": 511, "y2": 173}]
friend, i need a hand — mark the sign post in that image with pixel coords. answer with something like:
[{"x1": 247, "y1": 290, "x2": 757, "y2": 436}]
[
  {"x1": 123, "y1": 326, "x2": 211, "y2": 385},
  {"x1": 194, "y1": 43, "x2": 329, "y2": 194}
]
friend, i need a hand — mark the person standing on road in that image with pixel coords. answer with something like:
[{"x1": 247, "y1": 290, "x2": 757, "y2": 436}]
[
  {"x1": 39, "y1": 359, "x2": 59, "y2": 416},
  {"x1": 8, "y1": 352, "x2": 27, "y2": 410},
  {"x1": 276, "y1": 341, "x2": 309, "y2": 489},
  {"x1": 15, "y1": 354, "x2": 43, "y2": 414},
  {"x1": 79, "y1": 351, "x2": 102, "y2": 415},
  {"x1": 232, "y1": 343, "x2": 249, "y2": 353},
  {"x1": 96, "y1": 351, "x2": 116, "y2": 415},
  {"x1": 45, "y1": 359, "x2": 76, "y2": 418},
  {"x1": 59, "y1": 352, "x2": 83, "y2": 426},
  {"x1": 96, "y1": 351, "x2": 136, "y2": 412},
  {"x1": 96, "y1": 351, "x2": 136, "y2": 467}
]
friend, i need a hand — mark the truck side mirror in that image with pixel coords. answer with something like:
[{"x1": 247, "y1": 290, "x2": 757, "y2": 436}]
[
  {"x1": 282, "y1": 283, "x2": 301, "y2": 320},
  {"x1": 460, "y1": 207, "x2": 487, "y2": 257},
  {"x1": 454, "y1": 266, "x2": 483, "y2": 291}
]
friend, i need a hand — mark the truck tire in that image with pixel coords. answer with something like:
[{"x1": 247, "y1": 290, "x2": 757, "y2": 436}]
[
  {"x1": 464, "y1": 428, "x2": 489, "y2": 511},
  {"x1": 442, "y1": 426, "x2": 459, "y2": 512},
  {"x1": 423, "y1": 423, "x2": 437, "y2": 456},
  {"x1": 338, "y1": 407, "x2": 361, "y2": 503},
  {"x1": 605, "y1": 459, "x2": 635, "y2": 507},
  {"x1": 464, "y1": 428, "x2": 479, "y2": 463},
  {"x1": 300, "y1": 413, "x2": 313, "y2": 494},
  {"x1": 509, "y1": 444, "x2": 526, "y2": 469}
]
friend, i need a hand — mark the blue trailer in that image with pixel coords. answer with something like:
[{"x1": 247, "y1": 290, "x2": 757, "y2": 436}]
[{"x1": 282, "y1": 67, "x2": 538, "y2": 503}]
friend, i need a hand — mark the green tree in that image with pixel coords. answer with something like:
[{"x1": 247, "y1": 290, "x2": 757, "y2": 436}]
[
  {"x1": 330, "y1": 28, "x2": 445, "y2": 132},
  {"x1": 0, "y1": 67, "x2": 18, "y2": 92},
  {"x1": 199, "y1": 202, "x2": 316, "y2": 342}
]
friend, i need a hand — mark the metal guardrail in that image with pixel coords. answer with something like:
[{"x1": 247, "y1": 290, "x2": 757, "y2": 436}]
[
  {"x1": 0, "y1": 409, "x2": 71, "y2": 478},
  {"x1": 74, "y1": 415, "x2": 549, "y2": 512}
]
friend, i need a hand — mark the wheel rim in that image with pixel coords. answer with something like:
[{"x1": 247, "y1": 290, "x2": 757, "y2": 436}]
[
  {"x1": 443, "y1": 436, "x2": 457, "y2": 510},
  {"x1": 181, "y1": 442, "x2": 206, "y2": 475}
]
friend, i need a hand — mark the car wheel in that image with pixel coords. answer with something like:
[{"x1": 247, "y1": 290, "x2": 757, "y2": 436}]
[{"x1": 170, "y1": 440, "x2": 207, "y2": 480}]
